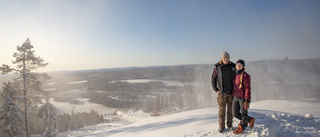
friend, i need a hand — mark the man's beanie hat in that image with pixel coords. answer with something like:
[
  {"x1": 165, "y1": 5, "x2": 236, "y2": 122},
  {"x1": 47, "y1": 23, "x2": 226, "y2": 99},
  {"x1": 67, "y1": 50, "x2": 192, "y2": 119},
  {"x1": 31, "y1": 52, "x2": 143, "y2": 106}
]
[
  {"x1": 221, "y1": 51, "x2": 230, "y2": 59},
  {"x1": 236, "y1": 59, "x2": 245, "y2": 66}
]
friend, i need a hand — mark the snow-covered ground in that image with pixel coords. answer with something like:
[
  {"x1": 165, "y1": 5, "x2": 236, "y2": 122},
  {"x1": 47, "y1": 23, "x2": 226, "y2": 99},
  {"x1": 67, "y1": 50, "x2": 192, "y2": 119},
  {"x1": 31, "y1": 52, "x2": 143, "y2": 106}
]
[{"x1": 56, "y1": 98, "x2": 320, "y2": 137}]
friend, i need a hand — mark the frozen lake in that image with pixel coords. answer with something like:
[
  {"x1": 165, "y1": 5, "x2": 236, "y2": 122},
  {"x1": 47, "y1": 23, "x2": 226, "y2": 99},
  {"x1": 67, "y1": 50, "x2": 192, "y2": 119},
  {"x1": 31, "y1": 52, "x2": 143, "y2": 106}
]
[
  {"x1": 48, "y1": 98, "x2": 117, "y2": 116},
  {"x1": 112, "y1": 79, "x2": 185, "y2": 87}
]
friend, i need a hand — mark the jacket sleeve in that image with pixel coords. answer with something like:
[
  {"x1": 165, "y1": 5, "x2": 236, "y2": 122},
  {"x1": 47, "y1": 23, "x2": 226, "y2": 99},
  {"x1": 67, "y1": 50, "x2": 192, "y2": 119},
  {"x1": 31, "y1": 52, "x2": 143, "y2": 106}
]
[
  {"x1": 243, "y1": 73, "x2": 251, "y2": 102},
  {"x1": 211, "y1": 67, "x2": 219, "y2": 92}
]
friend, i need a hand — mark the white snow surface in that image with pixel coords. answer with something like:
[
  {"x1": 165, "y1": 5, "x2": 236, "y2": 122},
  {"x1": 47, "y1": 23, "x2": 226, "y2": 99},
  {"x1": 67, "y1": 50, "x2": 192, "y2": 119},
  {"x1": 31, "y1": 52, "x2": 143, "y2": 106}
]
[{"x1": 54, "y1": 99, "x2": 320, "y2": 137}]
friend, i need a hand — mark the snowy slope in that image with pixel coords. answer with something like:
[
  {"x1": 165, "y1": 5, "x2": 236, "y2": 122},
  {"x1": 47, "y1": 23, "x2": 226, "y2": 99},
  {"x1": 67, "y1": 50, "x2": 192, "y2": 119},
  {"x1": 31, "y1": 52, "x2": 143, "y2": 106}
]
[{"x1": 63, "y1": 99, "x2": 320, "y2": 137}]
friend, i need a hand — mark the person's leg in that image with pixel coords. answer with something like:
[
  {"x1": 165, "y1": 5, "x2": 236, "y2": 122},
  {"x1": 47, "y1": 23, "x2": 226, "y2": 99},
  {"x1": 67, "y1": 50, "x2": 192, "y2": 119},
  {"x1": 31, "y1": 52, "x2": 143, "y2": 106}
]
[
  {"x1": 239, "y1": 98, "x2": 249, "y2": 130},
  {"x1": 232, "y1": 97, "x2": 241, "y2": 120},
  {"x1": 218, "y1": 94, "x2": 227, "y2": 130},
  {"x1": 226, "y1": 95, "x2": 234, "y2": 128},
  {"x1": 233, "y1": 98, "x2": 246, "y2": 134}
]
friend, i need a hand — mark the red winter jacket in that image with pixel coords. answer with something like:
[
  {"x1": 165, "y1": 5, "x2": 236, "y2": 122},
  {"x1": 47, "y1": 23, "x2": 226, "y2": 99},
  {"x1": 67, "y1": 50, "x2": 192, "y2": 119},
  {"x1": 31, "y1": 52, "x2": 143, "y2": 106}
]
[{"x1": 233, "y1": 71, "x2": 251, "y2": 102}]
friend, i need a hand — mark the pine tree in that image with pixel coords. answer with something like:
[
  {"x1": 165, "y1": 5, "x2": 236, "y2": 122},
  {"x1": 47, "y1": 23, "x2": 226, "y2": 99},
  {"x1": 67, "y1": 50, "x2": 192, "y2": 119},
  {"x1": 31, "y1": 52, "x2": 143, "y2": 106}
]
[
  {"x1": 0, "y1": 82, "x2": 25, "y2": 137},
  {"x1": 70, "y1": 109, "x2": 79, "y2": 130},
  {"x1": 0, "y1": 38, "x2": 49, "y2": 137},
  {"x1": 38, "y1": 98, "x2": 58, "y2": 137}
]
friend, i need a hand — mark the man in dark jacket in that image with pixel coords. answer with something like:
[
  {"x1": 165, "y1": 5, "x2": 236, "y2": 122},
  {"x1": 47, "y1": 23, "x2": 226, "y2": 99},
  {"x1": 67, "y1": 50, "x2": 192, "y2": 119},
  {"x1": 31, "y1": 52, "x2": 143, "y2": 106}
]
[{"x1": 211, "y1": 51, "x2": 236, "y2": 132}]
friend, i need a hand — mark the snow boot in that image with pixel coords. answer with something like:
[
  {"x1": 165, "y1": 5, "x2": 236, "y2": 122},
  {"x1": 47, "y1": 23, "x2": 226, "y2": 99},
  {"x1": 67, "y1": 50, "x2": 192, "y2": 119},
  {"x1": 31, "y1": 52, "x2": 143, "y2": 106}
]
[
  {"x1": 233, "y1": 125, "x2": 244, "y2": 134},
  {"x1": 228, "y1": 125, "x2": 234, "y2": 130},
  {"x1": 218, "y1": 127, "x2": 224, "y2": 133},
  {"x1": 249, "y1": 117, "x2": 255, "y2": 129}
]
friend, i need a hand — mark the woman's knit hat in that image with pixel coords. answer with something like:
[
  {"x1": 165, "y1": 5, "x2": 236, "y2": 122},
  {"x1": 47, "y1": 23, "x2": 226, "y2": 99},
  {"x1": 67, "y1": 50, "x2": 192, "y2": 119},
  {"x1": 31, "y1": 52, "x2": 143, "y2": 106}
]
[{"x1": 236, "y1": 59, "x2": 245, "y2": 66}]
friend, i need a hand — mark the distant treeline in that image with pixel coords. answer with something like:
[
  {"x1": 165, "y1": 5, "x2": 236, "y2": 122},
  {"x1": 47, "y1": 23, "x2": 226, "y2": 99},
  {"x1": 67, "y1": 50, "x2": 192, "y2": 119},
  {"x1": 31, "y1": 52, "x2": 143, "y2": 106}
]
[{"x1": 43, "y1": 58, "x2": 320, "y2": 109}]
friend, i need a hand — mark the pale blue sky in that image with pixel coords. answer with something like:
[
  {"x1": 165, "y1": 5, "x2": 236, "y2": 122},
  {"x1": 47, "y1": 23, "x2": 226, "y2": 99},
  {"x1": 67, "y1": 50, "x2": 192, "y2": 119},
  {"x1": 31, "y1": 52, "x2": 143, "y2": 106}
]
[{"x1": 1, "y1": 0, "x2": 319, "y2": 72}]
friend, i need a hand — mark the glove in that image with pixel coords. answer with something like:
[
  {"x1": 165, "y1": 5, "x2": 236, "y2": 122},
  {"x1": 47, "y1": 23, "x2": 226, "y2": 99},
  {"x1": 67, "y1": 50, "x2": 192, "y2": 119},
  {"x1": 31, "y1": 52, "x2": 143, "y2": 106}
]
[{"x1": 243, "y1": 102, "x2": 250, "y2": 110}]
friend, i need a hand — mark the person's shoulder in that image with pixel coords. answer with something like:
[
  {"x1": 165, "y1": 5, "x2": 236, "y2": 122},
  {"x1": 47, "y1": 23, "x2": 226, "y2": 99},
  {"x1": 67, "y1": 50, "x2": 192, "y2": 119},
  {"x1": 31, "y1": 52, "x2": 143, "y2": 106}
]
[
  {"x1": 228, "y1": 61, "x2": 236, "y2": 67},
  {"x1": 244, "y1": 71, "x2": 251, "y2": 78},
  {"x1": 215, "y1": 61, "x2": 221, "y2": 66}
]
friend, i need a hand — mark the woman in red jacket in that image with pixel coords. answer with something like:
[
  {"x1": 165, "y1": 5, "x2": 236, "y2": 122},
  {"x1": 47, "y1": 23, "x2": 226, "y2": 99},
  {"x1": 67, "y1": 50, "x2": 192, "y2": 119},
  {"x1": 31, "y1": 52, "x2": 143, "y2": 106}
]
[{"x1": 232, "y1": 59, "x2": 255, "y2": 134}]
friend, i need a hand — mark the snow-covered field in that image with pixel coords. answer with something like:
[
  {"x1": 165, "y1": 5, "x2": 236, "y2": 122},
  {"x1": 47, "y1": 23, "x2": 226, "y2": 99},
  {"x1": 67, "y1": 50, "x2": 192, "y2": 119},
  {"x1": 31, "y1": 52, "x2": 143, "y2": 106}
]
[{"x1": 53, "y1": 98, "x2": 320, "y2": 137}]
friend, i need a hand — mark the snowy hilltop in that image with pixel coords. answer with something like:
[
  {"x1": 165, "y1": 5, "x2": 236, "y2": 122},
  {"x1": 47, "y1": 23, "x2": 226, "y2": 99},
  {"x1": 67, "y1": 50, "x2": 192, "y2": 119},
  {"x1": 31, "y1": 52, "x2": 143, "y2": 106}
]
[{"x1": 58, "y1": 99, "x2": 320, "y2": 137}]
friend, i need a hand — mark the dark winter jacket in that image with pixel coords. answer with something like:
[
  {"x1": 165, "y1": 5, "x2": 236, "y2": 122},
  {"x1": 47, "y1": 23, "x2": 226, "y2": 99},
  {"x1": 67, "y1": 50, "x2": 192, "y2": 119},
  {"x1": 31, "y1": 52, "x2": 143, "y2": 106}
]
[
  {"x1": 233, "y1": 70, "x2": 251, "y2": 102},
  {"x1": 211, "y1": 61, "x2": 236, "y2": 95}
]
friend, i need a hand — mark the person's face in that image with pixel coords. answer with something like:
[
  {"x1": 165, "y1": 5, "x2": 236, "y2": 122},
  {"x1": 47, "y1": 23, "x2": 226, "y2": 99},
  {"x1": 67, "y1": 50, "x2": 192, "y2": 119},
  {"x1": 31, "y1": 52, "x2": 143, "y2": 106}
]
[
  {"x1": 236, "y1": 63, "x2": 244, "y2": 70},
  {"x1": 222, "y1": 57, "x2": 229, "y2": 65}
]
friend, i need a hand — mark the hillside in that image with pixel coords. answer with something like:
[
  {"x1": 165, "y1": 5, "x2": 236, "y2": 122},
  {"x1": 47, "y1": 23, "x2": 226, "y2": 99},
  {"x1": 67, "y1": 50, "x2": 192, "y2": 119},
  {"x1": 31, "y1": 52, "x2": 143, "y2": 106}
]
[{"x1": 58, "y1": 99, "x2": 320, "y2": 137}]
